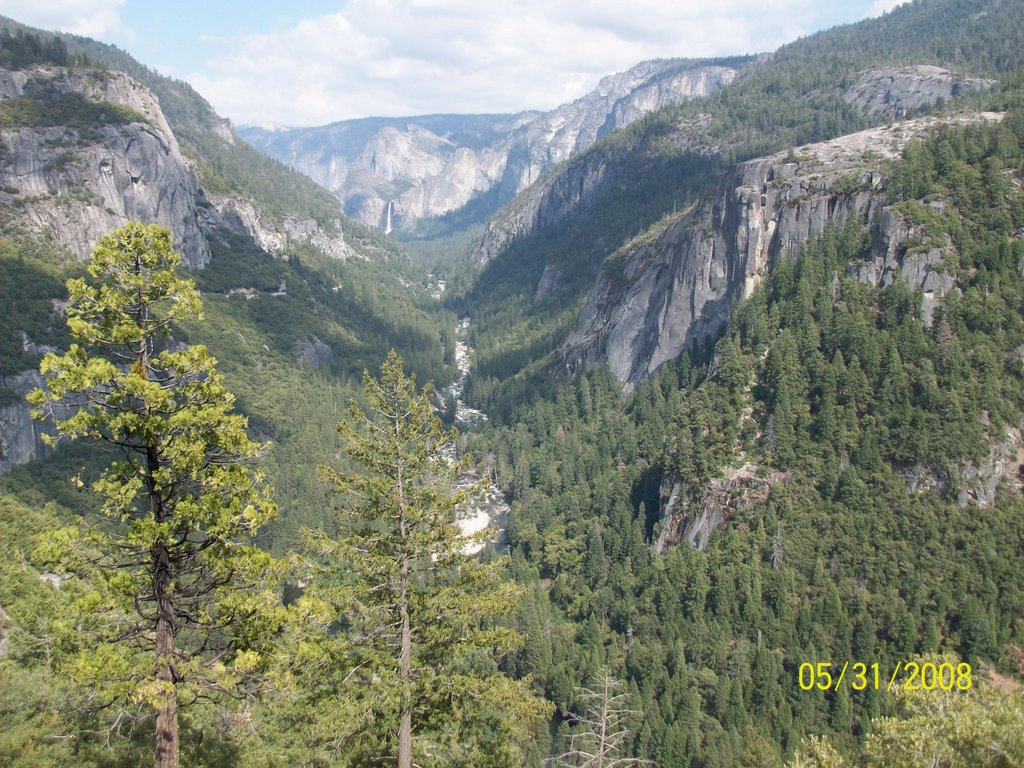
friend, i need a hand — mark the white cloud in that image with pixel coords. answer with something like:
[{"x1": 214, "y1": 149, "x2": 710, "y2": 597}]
[
  {"x1": 187, "y1": 0, "x2": 837, "y2": 126},
  {"x1": 2, "y1": 0, "x2": 127, "y2": 39}
]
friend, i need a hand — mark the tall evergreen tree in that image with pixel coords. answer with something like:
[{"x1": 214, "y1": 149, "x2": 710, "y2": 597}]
[
  {"x1": 29, "y1": 223, "x2": 284, "y2": 768},
  {"x1": 309, "y1": 350, "x2": 551, "y2": 767}
]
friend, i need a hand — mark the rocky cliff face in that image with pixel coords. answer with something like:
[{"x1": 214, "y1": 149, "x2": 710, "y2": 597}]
[
  {"x1": 0, "y1": 65, "x2": 354, "y2": 270},
  {"x1": 493, "y1": 61, "x2": 738, "y2": 204},
  {"x1": 0, "y1": 66, "x2": 212, "y2": 267},
  {"x1": 472, "y1": 138, "x2": 622, "y2": 269},
  {"x1": 842, "y1": 65, "x2": 995, "y2": 120},
  {"x1": 562, "y1": 113, "x2": 1002, "y2": 391},
  {"x1": 239, "y1": 58, "x2": 744, "y2": 232},
  {"x1": 0, "y1": 65, "x2": 358, "y2": 474},
  {"x1": 212, "y1": 195, "x2": 352, "y2": 260},
  {"x1": 655, "y1": 464, "x2": 784, "y2": 551},
  {"x1": 0, "y1": 369, "x2": 55, "y2": 475}
]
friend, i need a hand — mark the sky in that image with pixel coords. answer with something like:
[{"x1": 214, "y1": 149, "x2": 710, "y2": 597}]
[{"x1": 4, "y1": 0, "x2": 906, "y2": 127}]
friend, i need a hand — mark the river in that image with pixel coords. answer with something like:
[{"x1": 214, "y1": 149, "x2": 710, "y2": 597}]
[{"x1": 446, "y1": 318, "x2": 509, "y2": 555}]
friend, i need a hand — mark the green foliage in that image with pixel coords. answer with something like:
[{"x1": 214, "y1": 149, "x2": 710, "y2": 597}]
[
  {"x1": 552, "y1": 670, "x2": 651, "y2": 767},
  {"x1": 184, "y1": 136, "x2": 343, "y2": 232},
  {"x1": 864, "y1": 672, "x2": 1024, "y2": 767},
  {"x1": 3, "y1": 5, "x2": 1024, "y2": 767},
  {"x1": 0, "y1": 237, "x2": 71, "y2": 374},
  {"x1": 461, "y1": 148, "x2": 718, "y2": 395},
  {"x1": 789, "y1": 656, "x2": 1024, "y2": 767},
  {"x1": 289, "y1": 351, "x2": 551, "y2": 766},
  {"x1": 462, "y1": 0, "x2": 1024, "y2": 393},
  {"x1": 456, "y1": 110, "x2": 1024, "y2": 767},
  {"x1": 0, "y1": 87, "x2": 145, "y2": 134},
  {"x1": 28, "y1": 223, "x2": 286, "y2": 766},
  {"x1": 0, "y1": 28, "x2": 73, "y2": 68}
]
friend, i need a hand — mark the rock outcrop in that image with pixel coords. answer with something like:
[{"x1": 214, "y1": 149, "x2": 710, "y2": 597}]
[
  {"x1": 213, "y1": 195, "x2": 352, "y2": 260},
  {"x1": 903, "y1": 426, "x2": 1024, "y2": 508},
  {"x1": 563, "y1": 113, "x2": 1002, "y2": 390},
  {"x1": 842, "y1": 65, "x2": 995, "y2": 120},
  {"x1": 0, "y1": 65, "x2": 356, "y2": 270},
  {"x1": 493, "y1": 61, "x2": 738, "y2": 204},
  {"x1": 957, "y1": 426, "x2": 1024, "y2": 508},
  {"x1": 295, "y1": 336, "x2": 335, "y2": 369},
  {"x1": 0, "y1": 65, "x2": 361, "y2": 476},
  {"x1": 0, "y1": 369, "x2": 56, "y2": 474},
  {"x1": 0, "y1": 66, "x2": 212, "y2": 267},
  {"x1": 471, "y1": 137, "x2": 622, "y2": 269},
  {"x1": 654, "y1": 464, "x2": 784, "y2": 551},
  {"x1": 239, "y1": 59, "x2": 743, "y2": 232}
]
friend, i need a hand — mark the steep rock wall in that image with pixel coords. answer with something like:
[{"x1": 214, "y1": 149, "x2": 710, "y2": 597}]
[
  {"x1": 0, "y1": 67, "x2": 359, "y2": 476},
  {"x1": 0, "y1": 66, "x2": 212, "y2": 267},
  {"x1": 472, "y1": 142, "x2": 617, "y2": 269},
  {"x1": 240, "y1": 60, "x2": 741, "y2": 232},
  {"x1": 563, "y1": 113, "x2": 1001, "y2": 390},
  {"x1": 0, "y1": 370, "x2": 57, "y2": 475},
  {"x1": 842, "y1": 65, "x2": 995, "y2": 119}
]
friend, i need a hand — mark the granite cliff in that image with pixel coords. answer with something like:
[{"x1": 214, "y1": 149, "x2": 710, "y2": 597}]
[
  {"x1": 0, "y1": 64, "x2": 354, "y2": 267},
  {"x1": 562, "y1": 113, "x2": 1002, "y2": 390},
  {"x1": 841, "y1": 64, "x2": 995, "y2": 119},
  {"x1": 0, "y1": 61, "x2": 380, "y2": 474},
  {"x1": 0, "y1": 66, "x2": 212, "y2": 267},
  {"x1": 239, "y1": 58, "x2": 744, "y2": 232}
]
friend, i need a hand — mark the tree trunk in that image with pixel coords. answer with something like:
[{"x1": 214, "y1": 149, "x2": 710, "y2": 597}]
[
  {"x1": 397, "y1": 535, "x2": 413, "y2": 768},
  {"x1": 398, "y1": 602, "x2": 412, "y2": 768},
  {"x1": 154, "y1": 541, "x2": 178, "y2": 768},
  {"x1": 140, "y1": 307, "x2": 178, "y2": 768},
  {"x1": 397, "y1": 454, "x2": 412, "y2": 768}
]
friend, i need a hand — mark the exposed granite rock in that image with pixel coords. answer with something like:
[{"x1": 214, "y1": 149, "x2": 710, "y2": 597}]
[
  {"x1": 0, "y1": 602, "x2": 10, "y2": 658},
  {"x1": 0, "y1": 66, "x2": 212, "y2": 267},
  {"x1": 843, "y1": 65, "x2": 995, "y2": 120},
  {"x1": 472, "y1": 141, "x2": 618, "y2": 269},
  {"x1": 849, "y1": 216, "x2": 957, "y2": 325},
  {"x1": 496, "y1": 62, "x2": 738, "y2": 202},
  {"x1": 239, "y1": 59, "x2": 742, "y2": 232},
  {"x1": 388, "y1": 144, "x2": 507, "y2": 230},
  {"x1": 957, "y1": 427, "x2": 1024, "y2": 508},
  {"x1": 563, "y1": 113, "x2": 1002, "y2": 391},
  {"x1": 0, "y1": 369, "x2": 57, "y2": 474},
  {"x1": 0, "y1": 67, "x2": 362, "y2": 478},
  {"x1": 214, "y1": 195, "x2": 351, "y2": 260},
  {"x1": 599, "y1": 65, "x2": 737, "y2": 140},
  {"x1": 654, "y1": 463, "x2": 784, "y2": 551},
  {"x1": 295, "y1": 336, "x2": 335, "y2": 369},
  {"x1": 533, "y1": 265, "x2": 562, "y2": 303}
]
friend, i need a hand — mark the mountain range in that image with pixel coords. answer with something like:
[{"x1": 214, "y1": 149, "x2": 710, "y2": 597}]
[
  {"x1": 2, "y1": 0, "x2": 1024, "y2": 765},
  {"x1": 239, "y1": 57, "x2": 746, "y2": 233}
]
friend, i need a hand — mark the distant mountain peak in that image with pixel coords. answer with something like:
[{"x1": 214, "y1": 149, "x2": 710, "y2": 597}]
[
  {"x1": 241, "y1": 121, "x2": 293, "y2": 132},
  {"x1": 239, "y1": 57, "x2": 746, "y2": 235}
]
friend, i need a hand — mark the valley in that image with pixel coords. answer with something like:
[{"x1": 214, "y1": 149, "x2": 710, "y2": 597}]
[{"x1": 2, "y1": 1, "x2": 1024, "y2": 766}]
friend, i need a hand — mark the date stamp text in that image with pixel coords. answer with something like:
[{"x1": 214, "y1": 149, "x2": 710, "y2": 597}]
[{"x1": 797, "y1": 661, "x2": 972, "y2": 692}]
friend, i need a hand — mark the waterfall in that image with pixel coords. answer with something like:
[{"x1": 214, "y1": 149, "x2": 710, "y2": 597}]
[{"x1": 384, "y1": 200, "x2": 393, "y2": 235}]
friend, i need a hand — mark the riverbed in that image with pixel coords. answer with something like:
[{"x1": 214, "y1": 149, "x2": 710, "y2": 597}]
[{"x1": 446, "y1": 318, "x2": 509, "y2": 555}]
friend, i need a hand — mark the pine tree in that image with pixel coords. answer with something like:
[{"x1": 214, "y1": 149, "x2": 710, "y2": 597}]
[
  {"x1": 309, "y1": 350, "x2": 551, "y2": 767},
  {"x1": 29, "y1": 223, "x2": 283, "y2": 768}
]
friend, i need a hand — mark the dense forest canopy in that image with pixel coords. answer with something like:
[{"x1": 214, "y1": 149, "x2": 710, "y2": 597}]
[{"x1": 1, "y1": 1, "x2": 1024, "y2": 766}]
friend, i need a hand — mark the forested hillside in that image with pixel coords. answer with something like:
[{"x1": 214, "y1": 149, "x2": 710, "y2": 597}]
[
  {"x1": 0, "y1": 24, "x2": 455, "y2": 544},
  {"x1": 462, "y1": 111, "x2": 1024, "y2": 766},
  {"x1": 456, "y1": 0, "x2": 1024, "y2": 406},
  {"x1": 2, "y1": 1, "x2": 1024, "y2": 766}
]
